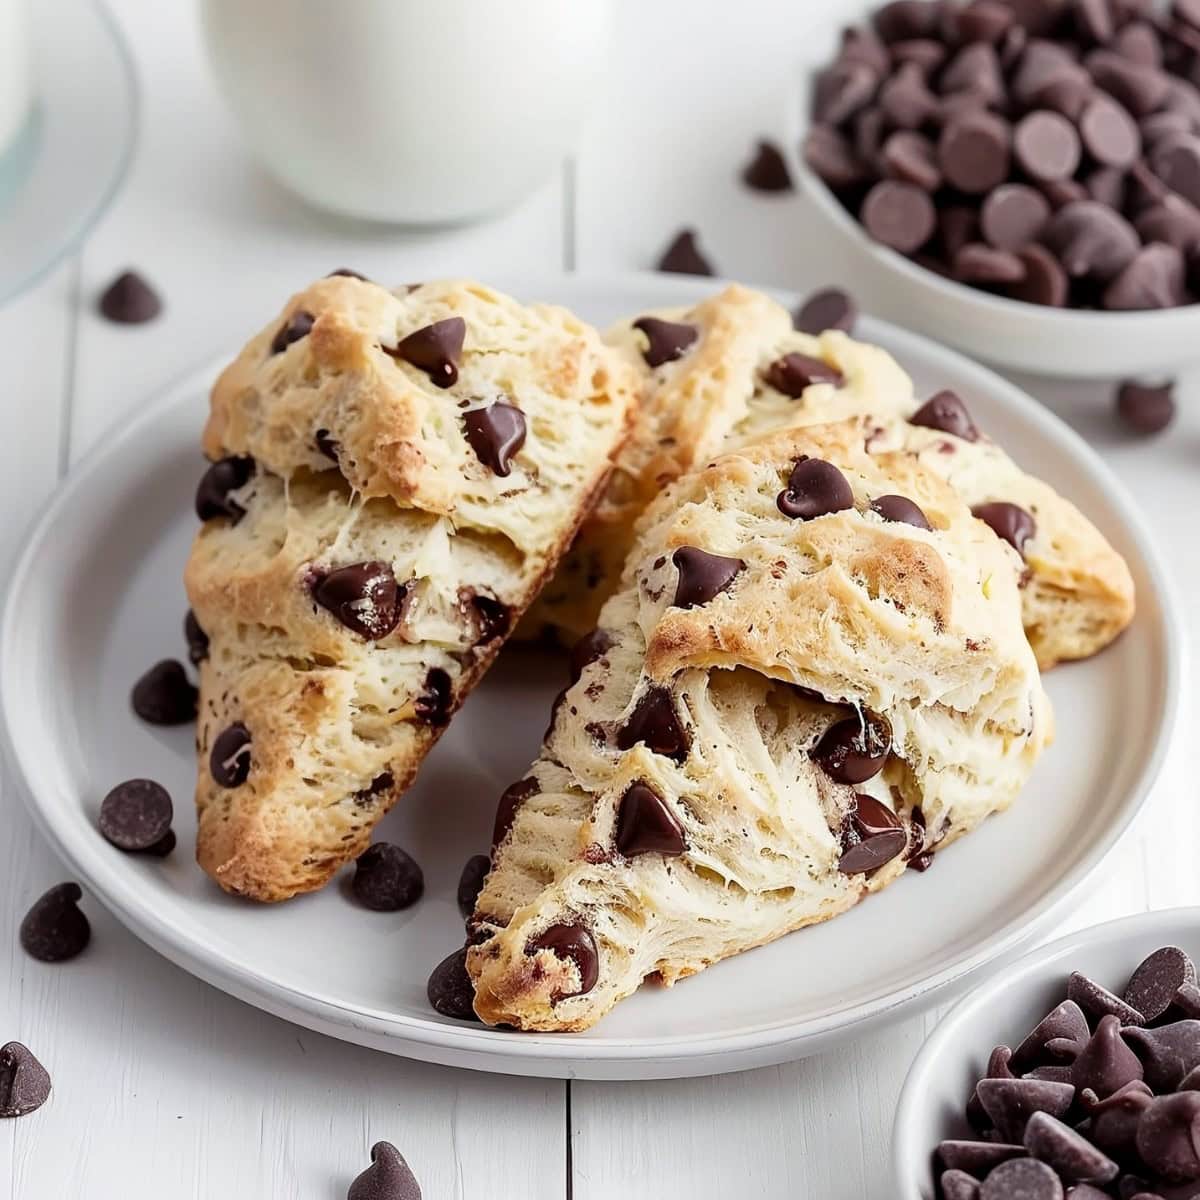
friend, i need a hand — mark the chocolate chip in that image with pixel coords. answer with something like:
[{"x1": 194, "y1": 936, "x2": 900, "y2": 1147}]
[
  {"x1": 1009, "y1": 244, "x2": 1070, "y2": 306},
  {"x1": 1134, "y1": 195, "x2": 1200, "y2": 248},
  {"x1": 386, "y1": 317, "x2": 466, "y2": 388},
  {"x1": 617, "y1": 686, "x2": 689, "y2": 763},
  {"x1": 976, "y1": 1077, "x2": 1076, "y2": 1142},
  {"x1": 347, "y1": 1141, "x2": 422, "y2": 1200},
  {"x1": 311, "y1": 561, "x2": 403, "y2": 641},
  {"x1": 492, "y1": 777, "x2": 539, "y2": 850},
  {"x1": 631, "y1": 317, "x2": 699, "y2": 368},
  {"x1": 210, "y1": 721, "x2": 252, "y2": 787},
  {"x1": 314, "y1": 428, "x2": 339, "y2": 461},
  {"x1": 1014, "y1": 111, "x2": 1083, "y2": 181},
  {"x1": 955, "y1": 243, "x2": 1029, "y2": 283},
  {"x1": 893, "y1": 37, "x2": 947, "y2": 72},
  {"x1": 462, "y1": 402, "x2": 527, "y2": 476},
  {"x1": 1042, "y1": 201, "x2": 1141, "y2": 280},
  {"x1": 352, "y1": 843, "x2": 423, "y2": 911},
  {"x1": 1177, "y1": 982, "x2": 1200, "y2": 1020},
  {"x1": 882, "y1": 130, "x2": 942, "y2": 190},
  {"x1": 328, "y1": 268, "x2": 368, "y2": 281},
  {"x1": 415, "y1": 668, "x2": 452, "y2": 726},
  {"x1": 812, "y1": 711, "x2": 891, "y2": 784},
  {"x1": 979, "y1": 1158, "x2": 1064, "y2": 1200},
  {"x1": 805, "y1": 125, "x2": 868, "y2": 190},
  {"x1": 195, "y1": 454, "x2": 255, "y2": 522},
  {"x1": 1135, "y1": 1092, "x2": 1200, "y2": 1183},
  {"x1": 981, "y1": 184, "x2": 1053, "y2": 251},
  {"x1": 527, "y1": 923, "x2": 599, "y2": 1000},
  {"x1": 1088, "y1": 51, "x2": 1171, "y2": 118},
  {"x1": 1080, "y1": 94, "x2": 1142, "y2": 167},
  {"x1": 1088, "y1": 1080, "x2": 1155, "y2": 1162},
  {"x1": 184, "y1": 609, "x2": 208, "y2": 666},
  {"x1": 777, "y1": 456, "x2": 855, "y2": 520},
  {"x1": 1115, "y1": 22, "x2": 1164, "y2": 68},
  {"x1": 938, "y1": 111, "x2": 1012, "y2": 194},
  {"x1": 1011, "y1": 1001, "x2": 1091, "y2": 1074},
  {"x1": 946, "y1": 1, "x2": 1014, "y2": 45},
  {"x1": 870, "y1": 494, "x2": 931, "y2": 528},
  {"x1": 841, "y1": 25, "x2": 891, "y2": 73},
  {"x1": 1024, "y1": 1111, "x2": 1118, "y2": 1185},
  {"x1": 97, "y1": 270, "x2": 162, "y2": 324},
  {"x1": 937, "y1": 1140, "x2": 1027, "y2": 1177},
  {"x1": 19, "y1": 883, "x2": 90, "y2": 962},
  {"x1": 1116, "y1": 379, "x2": 1176, "y2": 433},
  {"x1": 969, "y1": 1046, "x2": 1017, "y2": 1132},
  {"x1": 874, "y1": 0, "x2": 937, "y2": 42},
  {"x1": 939, "y1": 1169, "x2": 981, "y2": 1200},
  {"x1": 466, "y1": 593, "x2": 510, "y2": 646},
  {"x1": 456, "y1": 855, "x2": 490, "y2": 918},
  {"x1": 569, "y1": 629, "x2": 614, "y2": 683},
  {"x1": 837, "y1": 794, "x2": 906, "y2": 874},
  {"x1": 142, "y1": 829, "x2": 176, "y2": 858},
  {"x1": 270, "y1": 309, "x2": 315, "y2": 355},
  {"x1": 742, "y1": 139, "x2": 793, "y2": 192},
  {"x1": 793, "y1": 287, "x2": 857, "y2": 334},
  {"x1": 973, "y1": 502, "x2": 1037, "y2": 556},
  {"x1": 0, "y1": 1043, "x2": 51, "y2": 1118},
  {"x1": 616, "y1": 782, "x2": 686, "y2": 858},
  {"x1": 1069, "y1": 972, "x2": 1147, "y2": 1026},
  {"x1": 426, "y1": 947, "x2": 479, "y2": 1021},
  {"x1": 943, "y1": 42, "x2": 1006, "y2": 105},
  {"x1": 1074, "y1": 0, "x2": 1114, "y2": 43},
  {"x1": 1124, "y1": 947, "x2": 1197, "y2": 1021},
  {"x1": 861, "y1": 179, "x2": 937, "y2": 250},
  {"x1": 814, "y1": 60, "x2": 880, "y2": 126},
  {"x1": 1123, "y1": 1021, "x2": 1200, "y2": 1091},
  {"x1": 1074, "y1": 1015, "x2": 1145, "y2": 1098},
  {"x1": 99, "y1": 778, "x2": 173, "y2": 851},
  {"x1": 1086, "y1": 166, "x2": 1128, "y2": 210},
  {"x1": 131, "y1": 659, "x2": 197, "y2": 725},
  {"x1": 671, "y1": 546, "x2": 744, "y2": 609},
  {"x1": 1103, "y1": 243, "x2": 1188, "y2": 309},
  {"x1": 763, "y1": 352, "x2": 844, "y2": 395},
  {"x1": 911, "y1": 390, "x2": 980, "y2": 441},
  {"x1": 655, "y1": 228, "x2": 715, "y2": 276}
]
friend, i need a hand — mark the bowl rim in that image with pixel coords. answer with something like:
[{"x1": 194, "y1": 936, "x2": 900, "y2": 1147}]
[
  {"x1": 891, "y1": 905, "x2": 1200, "y2": 1200},
  {"x1": 788, "y1": 55, "x2": 1200, "y2": 328}
]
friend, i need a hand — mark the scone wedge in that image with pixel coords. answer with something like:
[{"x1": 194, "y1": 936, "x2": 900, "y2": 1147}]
[
  {"x1": 469, "y1": 419, "x2": 1052, "y2": 1032},
  {"x1": 526, "y1": 284, "x2": 1134, "y2": 668},
  {"x1": 185, "y1": 276, "x2": 637, "y2": 901}
]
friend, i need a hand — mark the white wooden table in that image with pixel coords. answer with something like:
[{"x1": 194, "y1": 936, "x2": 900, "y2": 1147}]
[{"x1": 1, "y1": 3, "x2": 1196, "y2": 1197}]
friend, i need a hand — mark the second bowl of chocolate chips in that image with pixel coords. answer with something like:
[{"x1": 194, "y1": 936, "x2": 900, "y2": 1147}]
[
  {"x1": 894, "y1": 907, "x2": 1200, "y2": 1200},
  {"x1": 792, "y1": 0, "x2": 1200, "y2": 378}
]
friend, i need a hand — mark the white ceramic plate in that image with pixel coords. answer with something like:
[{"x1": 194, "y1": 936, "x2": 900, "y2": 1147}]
[{"x1": 0, "y1": 274, "x2": 1180, "y2": 1080}]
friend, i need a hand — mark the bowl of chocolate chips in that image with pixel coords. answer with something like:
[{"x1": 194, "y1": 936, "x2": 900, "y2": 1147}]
[
  {"x1": 793, "y1": 0, "x2": 1200, "y2": 377},
  {"x1": 894, "y1": 908, "x2": 1200, "y2": 1200}
]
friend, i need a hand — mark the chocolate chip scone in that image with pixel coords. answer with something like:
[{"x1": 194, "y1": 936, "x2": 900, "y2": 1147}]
[
  {"x1": 185, "y1": 276, "x2": 637, "y2": 901},
  {"x1": 525, "y1": 284, "x2": 1134, "y2": 669},
  {"x1": 469, "y1": 419, "x2": 1052, "y2": 1032}
]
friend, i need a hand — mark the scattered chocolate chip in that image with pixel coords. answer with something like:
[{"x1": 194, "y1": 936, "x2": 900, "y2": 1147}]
[
  {"x1": 270, "y1": 309, "x2": 315, "y2": 354},
  {"x1": 616, "y1": 782, "x2": 686, "y2": 858},
  {"x1": 314, "y1": 428, "x2": 339, "y2": 461},
  {"x1": 793, "y1": 287, "x2": 857, "y2": 334},
  {"x1": 352, "y1": 843, "x2": 424, "y2": 912},
  {"x1": 1024, "y1": 1111, "x2": 1118, "y2": 1185},
  {"x1": 131, "y1": 659, "x2": 197, "y2": 725},
  {"x1": 210, "y1": 722, "x2": 252, "y2": 787},
  {"x1": 981, "y1": 184, "x2": 1052, "y2": 252},
  {"x1": 1125, "y1": 947, "x2": 1197, "y2": 1022},
  {"x1": 569, "y1": 629, "x2": 614, "y2": 683},
  {"x1": 671, "y1": 546, "x2": 744, "y2": 609},
  {"x1": 631, "y1": 317, "x2": 699, "y2": 368},
  {"x1": 1074, "y1": 1015, "x2": 1145, "y2": 1098},
  {"x1": 97, "y1": 271, "x2": 162, "y2": 324},
  {"x1": 656, "y1": 229, "x2": 715, "y2": 276},
  {"x1": 426, "y1": 947, "x2": 479, "y2": 1021},
  {"x1": 764, "y1": 352, "x2": 844, "y2": 396},
  {"x1": 492, "y1": 777, "x2": 539, "y2": 850},
  {"x1": 311, "y1": 561, "x2": 403, "y2": 641},
  {"x1": 911, "y1": 390, "x2": 980, "y2": 441},
  {"x1": 861, "y1": 179, "x2": 937, "y2": 250},
  {"x1": 99, "y1": 779, "x2": 173, "y2": 852},
  {"x1": 462, "y1": 402, "x2": 527, "y2": 476},
  {"x1": 973, "y1": 502, "x2": 1037, "y2": 556},
  {"x1": 184, "y1": 609, "x2": 208, "y2": 666},
  {"x1": 527, "y1": 923, "x2": 599, "y2": 1000},
  {"x1": 347, "y1": 1140, "x2": 422, "y2": 1200},
  {"x1": 617, "y1": 686, "x2": 689, "y2": 763},
  {"x1": 979, "y1": 1157, "x2": 1064, "y2": 1200},
  {"x1": 1136, "y1": 1091, "x2": 1200, "y2": 1183},
  {"x1": 194, "y1": 455, "x2": 255, "y2": 522},
  {"x1": 415, "y1": 668, "x2": 453, "y2": 726},
  {"x1": 742, "y1": 139, "x2": 793, "y2": 192},
  {"x1": 386, "y1": 318, "x2": 466, "y2": 388},
  {"x1": 777, "y1": 456, "x2": 855, "y2": 520},
  {"x1": 0, "y1": 1043, "x2": 51, "y2": 1118},
  {"x1": 1070, "y1": 972, "x2": 1147, "y2": 1026},
  {"x1": 328, "y1": 268, "x2": 368, "y2": 281},
  {"x1": 466, "y1": 593, "x2": 510, "y2": 646},
  {"x1": 141, "y1": 829, "x2": 176, "y2": 858},
  {"x1": 812, "y1": 711, "x2": 891, "y2": 784},
  {"x1": 19, "y1": 883, "x2": 90, "y2": 962},
  {"x1": 837, "y1": 794, "x2": 907, "y2": 874},
  {"x1": 457, "y1": 855, "x2": 490, "y2": 918}
]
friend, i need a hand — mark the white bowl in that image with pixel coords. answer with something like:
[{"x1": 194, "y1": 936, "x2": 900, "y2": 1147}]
[
  {"x1": 789, "y1": 1, "x2": 1200, "y2": 379},
  {"x1": 893, "y1": 907, "x2": 1200, "y2": 1199}
]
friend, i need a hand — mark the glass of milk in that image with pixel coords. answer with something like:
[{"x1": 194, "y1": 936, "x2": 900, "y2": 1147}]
[
  {"x1": 0, "y1": 0, "x2": 34, "y2": 191},
  {"x1": 200, "y1": 0, "x2": 613, "y2": 225}
]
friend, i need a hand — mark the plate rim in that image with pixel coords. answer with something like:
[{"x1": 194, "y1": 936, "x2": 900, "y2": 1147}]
[{"x1": 0, "y1": 271, "x2": 1184, "y2": 1077}]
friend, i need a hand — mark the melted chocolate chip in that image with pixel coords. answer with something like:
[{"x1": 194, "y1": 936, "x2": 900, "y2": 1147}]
[
  {"x1": 973, "y1": 502, "x2": 1036, "y2": 556},
  {"x1": 356, "y1": 771, "x2": 394, "y2": 804},
  {"x1": 777, "y1": 457, "x2": 855, "y2": 520},
  {"x1": 352, "y1": 843, "x2": 424, "y2": 911},
  {"x1": 616, "y1": 687, "x2": 689, "y2": 763},
  {"x1": 131, "y1": 659, "x2": 197, "y2": 725},
  {"x1": 569, "y1": 628, "x2": 614, "y2": 683},
  {"x1": 347, "y1": 1141, "x2": 423, "y2": 1200},
  {"x1": 19, "y1": 883, "x2": 90, "y2": 963},
  {"x1": 99, "y1": 779, "x2": 173, "y2": 852},
  {"x1": 463, "y1": 402, "x2": 526, "y2": 476},
  {"x1": 671, "y1": 546, "x2": 744, "y2": 609},
  {"x1": 97, "y1": 271, "x2": 162, "y2": 324},
  {"x1": 527, "y1": 923, "x2": 599, "y2": 1000},
  {"x1": 457, "y1": 854, "x2": 490, "y2": 918},
  {"x1": 763, "y1": 352, "x2": 843, "y2": 397},
  {"x1": 0, "y1": 1042, "x2": 52, "y2": 1118},
  {"x1": 910, "y1": 391, "x2": 979, "y2": 442},
  {"x1": 616, "y1": 782, "x2": 686, "y2": 858},
  {"x1": 631, "y1": 317, "x2": 699, "y2": 367},
  {"x1": 426, "y1": 947, "x2": 480, "y2": 1021},
  {"x1": 310, "y1": 561, "x2": 403, "y2": 641},
  {"x1": 870, "y1": 494, "x2": 931, "y2": 530},
  {"x1": 210, "y1": 722, "x2": 252, "y2": 788},
  {"x1": 492, "y1": 777, "x2": 540, "y2": 850},
  {"x1": 837, "y1": 794, "x2": 907, "y2": 875},
  {"x1": 194, "y1": 455, "x2": 255, "y2": 522},
  {"x1": 466, "y1": 593, "x2": 510, "y2": 646},
  {"x1": 386, "y1": 317, "x2": 466, "y2": 388},
  {"x1": 812, "y1": 711, "x2": 891, "y2": 784},
  {"x1": 314, "y1": 428, "x2": 339, "y2": 461},
  {"x1": 184, "y1": 609, "x2": 209, "y2": 666},
  {"x1": 269, "y1": 309, "x2": 315, "y2": 354},
  {"x1": 415, "y1": 668, "x2": 452, "y2": 726}
]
